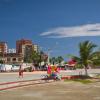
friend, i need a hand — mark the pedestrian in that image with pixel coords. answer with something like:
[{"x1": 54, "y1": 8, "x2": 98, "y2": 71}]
[
  {"x1": 19, "y1": 64, "x2": 24, "y2": 78},
  {"x1": 47, "y1": 64, "x2": 52, "y2": 77}
]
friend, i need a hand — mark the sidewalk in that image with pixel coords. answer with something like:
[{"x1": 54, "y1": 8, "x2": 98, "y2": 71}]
[
  {"x1": 1, "y1": 69, "x2": 100, "y2": 83},
  {"x1": 0, "y1": 69, "x2": 100, "y2": 91},
  {"x1": 0, "y1": 71, "x2": 47, "y2": 91},
  {"x1": 0, "y1": 71, "x2": 47, "y2": 83}
]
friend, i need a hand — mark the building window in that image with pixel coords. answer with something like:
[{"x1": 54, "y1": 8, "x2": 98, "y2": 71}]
[
  {"x1": 7, "y1": 58, "x2": 10, "y2": 61},
  {"x1": 18, "y1": 58, "x2": 22, "y2": 61},
  {"x1": 13, "y1": 58, "x2": 16, "y2": 61}
]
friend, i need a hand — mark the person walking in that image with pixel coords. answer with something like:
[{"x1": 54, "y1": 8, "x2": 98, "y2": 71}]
[{"x1": 19, "y1": 64, "x2": 24, "y2": 78}]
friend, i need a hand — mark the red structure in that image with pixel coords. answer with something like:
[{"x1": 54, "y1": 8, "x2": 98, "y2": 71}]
[
  {"x1": 16, "y1": 39, "x2": 32, "y2": 54},
  {"x1": 68, "y1": 59, "x2": 76, "y2": 65},
  {"x1": 66, "y1": 59, "x2": 77, "y2": 70}
]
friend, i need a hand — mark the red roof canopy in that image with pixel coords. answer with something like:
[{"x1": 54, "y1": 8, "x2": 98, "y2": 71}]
[{"x1": 68, "y1": 59, "x2": 76, "y2": 67}]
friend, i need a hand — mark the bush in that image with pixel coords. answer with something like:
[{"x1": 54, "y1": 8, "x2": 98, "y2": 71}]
[{"x1": 24, "y1": 67, "x2": 32, "y2": 72}]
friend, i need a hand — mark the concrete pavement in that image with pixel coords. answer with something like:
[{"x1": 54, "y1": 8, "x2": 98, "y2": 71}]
[
  {"x1": 0, "y1": 69, "x2": 100, "y2": 83},
  {"x1": 0, "y1": 71, "x2": 47, "y2": 83},
  {"x1": 0, "y1": 71, "x2": 47, "y2": 91},
  {"x1": 0, "y1": 69, "x2": 100, "y2": 91},
  {"x1": 60, "y1": 69, "x2": 100, "y2": 76}
]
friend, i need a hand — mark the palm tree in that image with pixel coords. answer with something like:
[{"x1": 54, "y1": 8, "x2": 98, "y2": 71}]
[
  {"x1": 31, "y1": 51, "x2": 40, "y2": 65},
  {"x1": 89, "y1": 51, "x2": 100, "y2": 67},
  {"x1": 73, "y1": 40, "x2": 97, "y2": 76},
  {"x1": 50, "y1": 57, "x2": 56, "y2": 65},
  {"x1": 56, "y1": 56, "x2": 64, "y2": 66}
]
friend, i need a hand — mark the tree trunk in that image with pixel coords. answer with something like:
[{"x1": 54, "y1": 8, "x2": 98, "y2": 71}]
[{"x1": 84, "y1": 66, "x2": 88, "y2": 76}]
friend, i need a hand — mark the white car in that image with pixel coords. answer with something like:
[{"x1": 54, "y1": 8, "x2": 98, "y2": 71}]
[
  {"x1": 11, "y1": 65, "x2": 20, "y2": 72},
  {"x1": 0, "y1": 64, "x2": 12, "y2": 72}
]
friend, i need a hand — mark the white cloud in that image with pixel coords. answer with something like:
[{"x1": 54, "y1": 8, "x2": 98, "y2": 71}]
[{"x1": 40, "y1": 23, "x2": 100, "y2": 38}]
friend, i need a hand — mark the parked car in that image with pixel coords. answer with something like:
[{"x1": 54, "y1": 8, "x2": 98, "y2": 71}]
[
  {"x1": 11, "y1": 65, "x2": 20, "y2": 72},
  {"x1": 0, "y1": 64, "x2": 12, "y2": 72}
]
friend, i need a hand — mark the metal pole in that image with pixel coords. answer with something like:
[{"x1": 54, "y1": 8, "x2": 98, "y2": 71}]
[
  {"x1": 47, "y1": 43, "x2": 58, "y2": 65},
  {"x1": 47, "y1": 49, "x2": 50, "y2": 65}
]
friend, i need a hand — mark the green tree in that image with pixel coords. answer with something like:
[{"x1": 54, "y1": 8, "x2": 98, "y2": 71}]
[
  {"x1": 24, "y1": 46, "x2": 33, "y2": 63},
  {"x1": 31, "y1": 51, "x2": 47, "y2": 66},
  {"x1": 24, "y1": 55, "x2": 33, "y2": 63},
  {"x1": 50, "y1": 56, "x2": 64, "y2": 65},
  {"x1": 0, "y1": 60, "x2": 3, "y2": 64},
  {"x1": 89, "y1": 51, "x2": 100, "y2": 67},
  {"x1": 73, "y1": 40, "x2": 97, "y2": 76},
  {"x1": 39, "y1": 51, "x2": 46, "y2": 66},
  {"x1": 56, "y1": 56, "x2": 64, "y2": 65},
  {"x1": 50, "y1": 57, "x2": 56, "y2": 65},
  {"x1": 31, "y1": 51, "x2": 41, "y2": 65}
]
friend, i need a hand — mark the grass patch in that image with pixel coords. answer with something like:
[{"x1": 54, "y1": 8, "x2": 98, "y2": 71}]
[
  {"x1": 95, "y1": 74, "x2": 100, "y2": 78},
  {"x1": 73, "y1": 79, "x2": 92, "y2": 84},
  {"x1": 64, "y1": 79, "x2": 92, "y2": 84}
]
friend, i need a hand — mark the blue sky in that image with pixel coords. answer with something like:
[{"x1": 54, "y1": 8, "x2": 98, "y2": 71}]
[{"x1": 0, "y1": 0, "x2": 100, "y2": 60}]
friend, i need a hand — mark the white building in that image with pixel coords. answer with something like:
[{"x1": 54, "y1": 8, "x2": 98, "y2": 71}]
[{"x1": 8, "y1": 48, "x2": 16, "y2": 53}]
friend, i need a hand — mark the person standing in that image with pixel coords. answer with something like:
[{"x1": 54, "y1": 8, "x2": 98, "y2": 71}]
[
  {"x1": 19, "y1": 64, "x2": 24, "y2": 78},
  {"x1": 47, "y1": 64, "x2": 51, "y2": 77}
]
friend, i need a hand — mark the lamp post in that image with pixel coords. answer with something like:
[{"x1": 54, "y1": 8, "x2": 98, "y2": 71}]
[
  {"x1": 47, "y1": 48, "x2": 51, "y2": 65},
  {"x1": 47, "y1": 42, "x2": 58, "y2": 64},
  {"x1": 41, "y1": 42, "x2": 58, "y2": 65}
]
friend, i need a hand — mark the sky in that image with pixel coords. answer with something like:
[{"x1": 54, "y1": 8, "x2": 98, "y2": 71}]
[{"x1": 0, "y1": 0, "x2": 100, "y2": 60}]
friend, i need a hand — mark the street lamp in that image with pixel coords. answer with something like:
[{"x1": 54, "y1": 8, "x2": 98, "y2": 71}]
[
  {"x1": 47, "y1": 48, "x2": 51, "y2": 65},
  {"x1": 40, "y1": 42, "x2": 58, "y2": 65},
  {"x1": 47, "y1": 42, "x2": 58, "y2": 65}
]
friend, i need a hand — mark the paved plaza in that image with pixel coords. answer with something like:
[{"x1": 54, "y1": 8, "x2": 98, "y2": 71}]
[
  {"x1": 0, "y1": 71, "x2": 47, "y2": 83},
  {"x1": 0, "y1": 69, "x2": 100, "y2": 83},
  {"x1": 0, "y1": 69, "x2": 100, "y2": 100},
  {"x1": 0, "y1": 81, "x2": 100, "y2": 100}
]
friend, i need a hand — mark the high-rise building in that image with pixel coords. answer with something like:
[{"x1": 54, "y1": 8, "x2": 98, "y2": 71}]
[
  {"x1": 24, "y1": 45, "x2": 33, "y2": 62},
  {"x1": 32, "y1": 44, "x2": 39, "y2": 52},
  {"x1": 16, "y1": 39, "x2": 32, "y2": 54},
  {"x1": 16, "y1": 39, "x2": 40, "y2": 63},
  {"x1": 0, "y1": 42, "x2": 8, "y2": 54}
]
